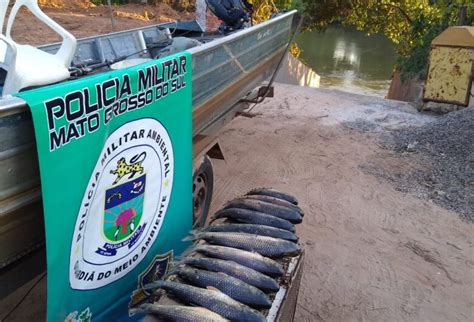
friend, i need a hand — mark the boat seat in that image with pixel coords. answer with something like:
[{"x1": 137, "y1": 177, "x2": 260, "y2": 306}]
[{"x1": 0, "y1": 0, "x2": 77, "y2": 95}]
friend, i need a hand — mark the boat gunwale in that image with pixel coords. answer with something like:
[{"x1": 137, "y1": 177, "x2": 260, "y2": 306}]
[{"x1": 187, "y1": 10, "x2": 296, "y2": 55}]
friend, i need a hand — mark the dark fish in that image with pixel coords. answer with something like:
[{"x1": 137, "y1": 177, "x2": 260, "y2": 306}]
[
  {"x1": 242, "y1": 194, "x2": 304, "y2": 216},
  {"x1": 212, "y1": 208, "x2": 295, "y2": 232},
  {"x1": 143, "y1": 280, "x2": 266, "y2": 322},
  {"x1": 189, "y1": 244, "x2": 284, "y2": 276},
  {"x1": 130, "y1": 304, "x2": 229, "y2": 322},
  {"x1": 204, "y1": 223, "x2": 298, "y2": 242},
  {"x1": 169, "y1": 265, "x2": 272, "y2": 309},
  {"x1": 182, "y1": 256, "x2": 280, "y2": 292},
  {"x1": 224, "y1": 199, "x2": 302, "y2": 223},
  {"x1": 247, "y1": 188, "x2": 298, "y2": 205},
  {"x1": 186, "y1": 231, "x2": 301, "y2": 258}
]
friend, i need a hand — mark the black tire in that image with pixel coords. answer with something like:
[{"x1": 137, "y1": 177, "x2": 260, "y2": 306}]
[{"x1": 192, "y1": 156, "x2": 214, "y2": 228}]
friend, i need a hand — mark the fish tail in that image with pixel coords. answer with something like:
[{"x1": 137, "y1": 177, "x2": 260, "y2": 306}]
[
  {"x1": 128, "y1": 308, "x2": 143, "y2": 316},
  {"x1": 173, "y1": 255, "x2": 184, "y2": 263},
  {"x1": 129, "y1": 304, "x2": 152, "y2": 316},
  {"x1": 200, "y1": 225, "x2": 211, "y2": 232},
  {"x1": 129, "y1": 303, "x2": 156, "y2": 316},
  {"x1": 177, "y1": 244, "x2": 201, "y2": 260},
  {"x1": 182, "y1": 230, "x2": 201, "y2": 242},
  {"x1": 209, "y1": 209, "x2": 226, "y2": 223},
  {"x1": 142, "y1": 280, "x2": 166, "y2": 292},
  {"x1": 165, "y1": 264, "x2": 183, "y2": 277}
]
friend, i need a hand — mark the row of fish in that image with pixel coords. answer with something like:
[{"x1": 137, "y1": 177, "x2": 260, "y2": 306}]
[{"x1": 131, "y1": 188, "x2": 303, "y2": 321}]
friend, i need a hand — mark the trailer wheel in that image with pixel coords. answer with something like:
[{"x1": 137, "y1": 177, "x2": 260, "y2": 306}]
[{"x1": 193, "y1": 156, "x2": 214, "y2": 227}]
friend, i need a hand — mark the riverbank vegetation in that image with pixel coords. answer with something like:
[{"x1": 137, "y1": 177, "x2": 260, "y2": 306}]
[{"x1": 279, "y1": 0, "x2": 473, "y2": 80}]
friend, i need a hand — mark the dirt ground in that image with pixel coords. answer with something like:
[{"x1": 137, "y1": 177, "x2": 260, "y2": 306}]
[
  {"x1": 208, "y1": 84, "x2": 473, "y2": 321},
  {"x1": 11, "y1": 1, "x2": 215, "y2": 46}
]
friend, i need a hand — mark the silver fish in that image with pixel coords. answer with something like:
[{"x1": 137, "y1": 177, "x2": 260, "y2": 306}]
[
  {"x1": 246, "y1": 188, "x2": 298, "y2": 205},
  {"x1": 188, "y1": 244, "x2": 284, "y2": 276},
  {"x1": 212, "y1": 208, "x2": 295, "y2": 232},
  {"x1": 224, "y1": 199, "x2": 302, "y2": 224},
  {"x1": 242, "y1": 194, "x2": 304, "y2": 216},
  {"x1": 186, "y1": 231, "x2": 301, "y2": 258},
  {"x1": 130, "y1": 304, "x2": 229, "y2": 322},
  {"x1": 182, "y1": 256, "x2": 280, "y2": 292},
  {"x1": 169, "y1": 265, "x2": 272, "y2": 309},
  {"x1": 204, "y1": 223, "x2": 298, "y2": 242},
  {"x1": 143, "y1": 280, "x2": 266, "y2": 322}
]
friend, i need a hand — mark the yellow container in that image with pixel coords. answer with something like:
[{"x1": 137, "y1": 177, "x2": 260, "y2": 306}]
[{"x1": 424, "y1": 26, "x2": 474, "y2": 106}]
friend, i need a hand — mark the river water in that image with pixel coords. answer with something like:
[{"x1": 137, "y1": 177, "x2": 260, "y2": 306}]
[{"x1": 295, "y1": 27, "x2": 397, "y2": 97}]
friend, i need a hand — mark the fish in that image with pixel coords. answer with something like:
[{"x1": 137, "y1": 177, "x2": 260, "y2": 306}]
[
  {"x1": 129, "y1": 303, "x2": 229, "y2": 322},
  {"x1": 187, "y1": 244, "x2": 284, "y2": 276},
  {"x1": 143, "y1": 280, "x2": 266, "y2": 322},
  {"x1": 212, "y1": 208, "x2": 295, "y2": 232},
  {"x1": 181, "y1": 256, "x2": 280, "y2": 292},
  {"x1": 204, "y1": 223, "x2": 298, "y2": 243},
  {"x1": 185, "y1": 231, "x2": 301, "y2": 258},
  {"x1": 246, "y1": 188, "x2": 298, "y2": 205},
  {"x1": 168, "y1": 265, "x2": 272, "y2": 309},
  {"x1": 223, "y1": 199, "x2": 302, "y2": 223},
  {"x1": 242, "y1": 194, "x2": 304, "y2": 216}
]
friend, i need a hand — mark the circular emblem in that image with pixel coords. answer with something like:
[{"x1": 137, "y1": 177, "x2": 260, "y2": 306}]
[{"x1": 70, "y1": 118, "x2": 174, "y2": 290}]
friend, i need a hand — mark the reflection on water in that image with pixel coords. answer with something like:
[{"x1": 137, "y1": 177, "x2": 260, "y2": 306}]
[{"x1": 295, "y1": 27, "x2": 397, "y2": 97}]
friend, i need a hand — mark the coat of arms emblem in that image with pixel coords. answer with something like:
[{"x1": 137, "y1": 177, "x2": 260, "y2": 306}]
[
  {"x1": 96, "y1": 153, "x2": 148, "y2": 256},
  {"x1": 104, "y1": 174, "x2": 146, "y2": 242}
]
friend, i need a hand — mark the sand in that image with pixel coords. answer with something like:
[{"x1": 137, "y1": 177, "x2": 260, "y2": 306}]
[{"x1": 208, "y1": 84, "x2": 473, "y2": 321}]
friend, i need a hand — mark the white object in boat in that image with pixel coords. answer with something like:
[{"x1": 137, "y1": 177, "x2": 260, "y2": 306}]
[{"x1": 0, "y1": 0, "x2": 77, "y2": 95}]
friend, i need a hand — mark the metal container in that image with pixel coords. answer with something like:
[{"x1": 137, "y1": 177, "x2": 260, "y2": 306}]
[{"x1": 424, "y1": 26, "x2": 474, "y2": 106}]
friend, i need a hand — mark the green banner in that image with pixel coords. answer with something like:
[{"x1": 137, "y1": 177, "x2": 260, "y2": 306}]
[{"x1": 17, "y1": 52, "x2": 193, "y2": 321}]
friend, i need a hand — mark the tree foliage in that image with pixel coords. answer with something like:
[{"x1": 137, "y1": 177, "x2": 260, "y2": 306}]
[
  {"x1": 299, "y1": 0, "x2": 473, "y2": 78},
  {"x1": 249, "y1": 0, "x2": 279, "y2": 23}
]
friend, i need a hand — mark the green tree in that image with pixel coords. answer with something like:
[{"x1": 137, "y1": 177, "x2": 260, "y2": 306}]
[{"x1": 300, "y1": 0, "x2": 473, "y2": 78}]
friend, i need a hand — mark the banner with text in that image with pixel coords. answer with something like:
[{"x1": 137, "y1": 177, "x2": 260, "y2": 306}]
[{"x1": 17, "y1": 52, "x2": 193, "y2": 321}]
